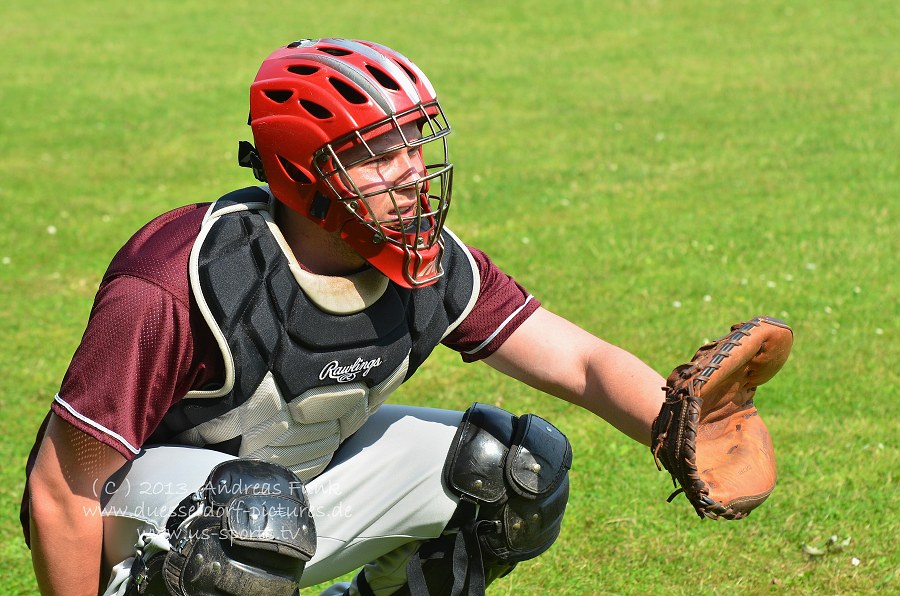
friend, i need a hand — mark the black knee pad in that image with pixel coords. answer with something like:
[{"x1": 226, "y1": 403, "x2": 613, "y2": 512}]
[
  {"x1": 131, "y1": 459, "x2": 316, "y2": 596},
  {"x1": 444, "y1": 402, "x2": 572, "y2": 564}
]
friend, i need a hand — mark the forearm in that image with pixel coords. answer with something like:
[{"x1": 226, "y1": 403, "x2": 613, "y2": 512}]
[
  {"x1": 492, "y1": 338, "x2": 664, "y2": 445},
  {"x1": 29, "y1": 414, "x2": 126, "y2": 595},
  {"x1": 30, "y1": 485, "x2": 105, "y2": 595},
  {"x1": 485, "y1": 307, "x2": 665, "y2": 445},
  {"x1": 573, "y1": 342, "x2": 665, "y2": 446}
]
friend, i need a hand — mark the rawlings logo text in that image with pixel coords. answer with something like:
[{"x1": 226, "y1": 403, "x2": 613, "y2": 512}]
[{"x1": 319, "y1": 357, "x2": 383, "y2": 383}]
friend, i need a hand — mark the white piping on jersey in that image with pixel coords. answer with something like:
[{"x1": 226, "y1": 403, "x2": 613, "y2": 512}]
[
  {"x1": 440, "y1": 226, "x2": 481, "y2": 340},
  {"x1": 53, "y1": 394, "x2": 141, "y2": 455},
  {"x1": 462, "y1": 294, "x2": 535, "y2": 356}
]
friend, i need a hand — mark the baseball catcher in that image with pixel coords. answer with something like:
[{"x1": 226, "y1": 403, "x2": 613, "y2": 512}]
[
  {"x1": 23, "y1": 35, "x2": 795, "y2": 596},
  {"x1": 652, "y1": 316, "x2": 793, "y2": 520}
]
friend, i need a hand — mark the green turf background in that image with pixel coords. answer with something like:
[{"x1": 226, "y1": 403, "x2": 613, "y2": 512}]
[{"x1": 1, "y1": 0, "x2": 897, "y2": 593}]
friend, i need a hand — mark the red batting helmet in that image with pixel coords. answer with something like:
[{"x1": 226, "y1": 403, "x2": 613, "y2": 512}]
[{"x1": 243, "y1": 38, "x2": 452, "y2": 288}]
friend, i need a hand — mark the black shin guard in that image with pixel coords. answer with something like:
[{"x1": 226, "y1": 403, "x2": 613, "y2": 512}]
[
  {"x1": 404, "y1": 403, "x2": 572, "y2": 595},
  {"x1": 127, "y1": 459, "x2": 316, "y2": 596}
]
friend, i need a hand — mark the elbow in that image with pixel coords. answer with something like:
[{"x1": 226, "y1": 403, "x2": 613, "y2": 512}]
[
  {"x1": 29, "y1": 471, "x2": 60, "y2": 524},
  {"x1": 28, "y1": 468, "x2": 101, "y2": 534}
]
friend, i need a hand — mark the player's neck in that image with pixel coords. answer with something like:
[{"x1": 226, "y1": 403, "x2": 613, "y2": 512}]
[{"x1": 274, "y1": 203, "x2": 367, "y2": 277}]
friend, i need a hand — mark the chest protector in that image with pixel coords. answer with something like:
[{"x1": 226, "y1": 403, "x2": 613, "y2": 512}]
[{"x1": 152, "y1": 187, "x2": 479, "y2": 480}]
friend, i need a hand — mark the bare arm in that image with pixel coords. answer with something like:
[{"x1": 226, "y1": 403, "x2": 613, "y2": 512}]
[
  {"x1": 484, "y1": 307, "x2": 665, "y2": 445},
  {"x1": 29, "y1": 413, "x2": 126, "y2": 595}
]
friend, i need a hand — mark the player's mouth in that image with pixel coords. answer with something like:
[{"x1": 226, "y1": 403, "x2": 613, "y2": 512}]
[
  {"x1": 386, "y1": 201, "x2": 435, "y2": 235},
  {"x1": 383, "y1": 197, "x2": 418, "y2": 222},
  {"x1": 394, "y1": 204, "x2": 418, "y2": 221}
]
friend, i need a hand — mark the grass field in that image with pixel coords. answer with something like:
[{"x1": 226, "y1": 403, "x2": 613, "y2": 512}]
[{"x1": 1, "y1": 0, "x2": 897, "y2": 593}]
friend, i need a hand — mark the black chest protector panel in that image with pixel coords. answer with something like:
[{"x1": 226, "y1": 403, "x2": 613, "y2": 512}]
[{"x1": 150, "y1": 187, "x2": 478, "y2": 479}]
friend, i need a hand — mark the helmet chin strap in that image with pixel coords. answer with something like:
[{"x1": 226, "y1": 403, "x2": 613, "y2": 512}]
[{"x1": 402, "y1": 214, "x2": 434, "y2": 234}]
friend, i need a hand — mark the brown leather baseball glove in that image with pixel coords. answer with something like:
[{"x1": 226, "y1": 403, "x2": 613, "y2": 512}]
[{"x1": 651, "y1": 316, "x2": 793, "y2": 519}]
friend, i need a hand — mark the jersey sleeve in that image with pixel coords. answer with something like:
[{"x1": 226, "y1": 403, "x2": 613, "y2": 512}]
[
  {"x1": 51, "y1": 275, "x2": 206, "y2": 459},
  {"x1": 442, "y1": 246, "x2": 540, "y2": 362}
]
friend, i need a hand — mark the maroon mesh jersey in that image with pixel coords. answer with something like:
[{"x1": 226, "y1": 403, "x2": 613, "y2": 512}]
[{"x1": 22, "y1": 202, "x2": 539, "y2": 543}]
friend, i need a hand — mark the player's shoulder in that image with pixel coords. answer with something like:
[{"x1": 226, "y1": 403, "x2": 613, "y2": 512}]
[
  {"x1": 440, "y1": 227, "x2": 501, "y2": 282},
  {"x1": 436, "y1": 227, "x2": 482, "y2": 294},
  {"x1": 104, "y1": 203, "x2": 211, "y2": 303},
  {"x1": 441, "y1": 226, "x2": 476, "y2": 270}
]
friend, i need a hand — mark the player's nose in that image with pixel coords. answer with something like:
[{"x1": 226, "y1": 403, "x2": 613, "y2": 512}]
[{"x1": 392, "y1": 149, "x2": 424, "y2": 181}]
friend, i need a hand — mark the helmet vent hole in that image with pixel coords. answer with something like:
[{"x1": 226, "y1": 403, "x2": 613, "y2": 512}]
[
  {"x1": 394, "y1": 60, "x2": 418, "y2": 84},
  {"x1": 277, "y1": 156, "x2": 312, "y2": 184},
  {"x1": 300, "y1": 100, "x2": 333, "y2": 120},
  {"x1": 329, "y1": 78, "x2": 367, "y2": 104},
  {"x1": 287, "y1": 65, "x2": 319, "y2": 76},
  {"x1": 318, "y1": 47, "x2": 352, "y2": 56},
  {"x1": 365, "y1": 66, "x2": 400, "y2": 91},
  {"x1": 263, "y1": 90, "x2": 293, "y2": 103}
]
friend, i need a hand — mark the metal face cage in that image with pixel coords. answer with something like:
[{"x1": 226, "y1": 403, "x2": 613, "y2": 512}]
[{"x1": 313, "y1": 101, "x2": 452, "y2": 286}]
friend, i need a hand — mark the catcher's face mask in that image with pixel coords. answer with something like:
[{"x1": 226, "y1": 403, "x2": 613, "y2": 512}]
[
  {"x1": 314, "y1": 111, "x2": 451, "y2": 287},
  {"x1": 245, "y1": 38, "x2": 452, "y2": 288}
]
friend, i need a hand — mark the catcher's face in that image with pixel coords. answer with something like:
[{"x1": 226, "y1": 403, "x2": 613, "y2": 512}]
[{"x1": 341, "y1": 122, "x2": 427, "y2": 227}]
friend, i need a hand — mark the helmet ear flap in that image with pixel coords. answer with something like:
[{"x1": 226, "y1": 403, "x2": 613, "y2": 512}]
[{"x1": 238, "y1": 141, "x2": 267, "y2": 182}]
